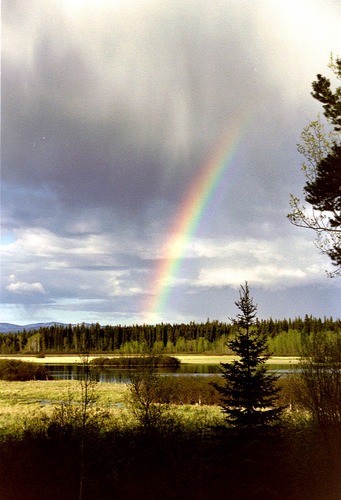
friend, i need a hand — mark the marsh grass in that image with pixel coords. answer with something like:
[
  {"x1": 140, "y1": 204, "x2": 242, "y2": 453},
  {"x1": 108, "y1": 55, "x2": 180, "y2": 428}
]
[
  {"x1": 0, "y1": 375, "x2": 296, "y2": 431},
  {"x1": 0, "y1": 379, "x2": 226, "y2": 439},
  {"x1": 0, "y1": 380, "x2": 126, "y2": 404},
  {"x1": 0, "y1": 380, "x2": 127, "y2": 437}
]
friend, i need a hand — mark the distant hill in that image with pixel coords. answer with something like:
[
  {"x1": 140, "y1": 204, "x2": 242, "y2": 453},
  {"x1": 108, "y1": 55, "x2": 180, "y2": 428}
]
[{"x1": 0, "y1": 322, "x2": 70, "y2": 334}]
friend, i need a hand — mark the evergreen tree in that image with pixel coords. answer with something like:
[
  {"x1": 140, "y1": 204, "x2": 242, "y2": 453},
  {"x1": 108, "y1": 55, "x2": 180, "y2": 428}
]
[
  {"x1": 288, "y1": 55, "x2": 341, "y2": 275},
  {"x1": 214, "y1": 283, "x2": 283, "y2": 428},
  {"x1": 311, "y1": 56, "x2": 341, "y2": 131},
  {"x1": 304, "y1": 143, "x2": 341, "y2": 268}
]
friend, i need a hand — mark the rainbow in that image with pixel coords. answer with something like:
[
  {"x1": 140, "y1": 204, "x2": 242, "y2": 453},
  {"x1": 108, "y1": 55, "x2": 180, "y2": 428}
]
[{"x1": 143, "y1": 118, "x2": 250, "y2": 324}]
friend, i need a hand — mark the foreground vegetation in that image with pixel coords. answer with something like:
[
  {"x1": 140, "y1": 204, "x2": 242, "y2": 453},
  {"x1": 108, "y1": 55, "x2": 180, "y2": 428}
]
[
  {"x1": 2, "y1": 415, "x2": 341, "y2": 500},
  {"x1": 0, "y1": 376, "x2": 340, "y2": 499}
]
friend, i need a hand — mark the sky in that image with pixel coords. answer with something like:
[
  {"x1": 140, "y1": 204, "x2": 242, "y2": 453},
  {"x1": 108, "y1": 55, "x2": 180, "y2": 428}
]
[{"x1": 1, "y1": 0, "x2": 341, "y2": 326}]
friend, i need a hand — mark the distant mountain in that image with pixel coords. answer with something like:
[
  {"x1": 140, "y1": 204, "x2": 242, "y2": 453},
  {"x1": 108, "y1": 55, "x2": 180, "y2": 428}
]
[{"x1": 0, "y1": 322, "x2": 71, "y2": 334}]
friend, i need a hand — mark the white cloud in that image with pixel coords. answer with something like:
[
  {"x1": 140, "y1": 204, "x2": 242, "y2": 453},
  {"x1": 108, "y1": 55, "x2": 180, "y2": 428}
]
[
  {"x1": 106, "y1": 273, "x2": 144, "y2": 297},
  {"x1": 196, "y1": 266, "x2": 308, "y2": 289},
  {"x1": 191, "y1": 236, "x2": 329, "y2": 290},
  {"x1": 2, "y1": 227, "x2": 124, "y2": 266},
  {"x1": 7, "y1": 281, "x2": 46, "y2": 295}
]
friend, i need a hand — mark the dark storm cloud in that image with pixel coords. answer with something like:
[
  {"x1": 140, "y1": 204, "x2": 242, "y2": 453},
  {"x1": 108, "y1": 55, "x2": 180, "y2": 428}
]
[
  {"x1": 2, "y1": 0, "x2": 340, "y2": 324},
  {"x1": 2, "y1": 0, "x2": 287, "y2": 236}
]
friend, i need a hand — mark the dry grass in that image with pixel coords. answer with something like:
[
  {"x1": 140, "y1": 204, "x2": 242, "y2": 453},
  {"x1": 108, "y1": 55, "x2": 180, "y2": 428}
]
[
  {"x1": 176, "y1": 354, "x2": 300, "y2": 364},
  {"x1": 0, "y1": 355, "x2": 121, "y2": 364},
  {"x1": 0, "y1": 354, "x2": 300, "y2": 364}
]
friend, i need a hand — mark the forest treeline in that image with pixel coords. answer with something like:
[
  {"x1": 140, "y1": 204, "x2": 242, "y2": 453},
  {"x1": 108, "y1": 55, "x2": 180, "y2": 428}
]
[{"x1": 0, "y1": 315, "x2": 340, "y2": 356}]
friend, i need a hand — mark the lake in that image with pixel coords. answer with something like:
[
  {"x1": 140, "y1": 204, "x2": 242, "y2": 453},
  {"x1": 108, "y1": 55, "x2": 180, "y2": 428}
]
[{"x1": 46, "y1": 363, "x2": 297, "y2": 383}]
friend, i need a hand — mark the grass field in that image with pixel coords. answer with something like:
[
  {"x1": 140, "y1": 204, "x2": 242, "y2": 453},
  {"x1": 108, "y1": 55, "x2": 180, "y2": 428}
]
[
  {"x1": 0, "y1": 379, "x2": 225, "y2": 437},
  {"x1": 0, "y1": 380, "x2": 126, "y2": 435}
]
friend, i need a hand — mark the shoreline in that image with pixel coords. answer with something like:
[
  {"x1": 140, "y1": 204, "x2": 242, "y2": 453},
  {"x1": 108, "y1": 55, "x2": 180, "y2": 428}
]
[{"x1": 0, "y1": 354, "x2": 301, "y2": 365}]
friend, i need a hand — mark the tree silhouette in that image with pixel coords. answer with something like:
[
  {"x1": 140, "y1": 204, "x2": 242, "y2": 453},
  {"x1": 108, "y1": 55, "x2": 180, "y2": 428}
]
[{"x1": 214, "y1": 283, "x2": 283, "y2": 428}]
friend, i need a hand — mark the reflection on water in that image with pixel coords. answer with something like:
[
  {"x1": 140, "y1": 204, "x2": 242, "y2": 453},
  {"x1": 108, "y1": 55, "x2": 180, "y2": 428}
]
[{"x1": 46, "y1": 363, "x2": 297, "y2": 384}]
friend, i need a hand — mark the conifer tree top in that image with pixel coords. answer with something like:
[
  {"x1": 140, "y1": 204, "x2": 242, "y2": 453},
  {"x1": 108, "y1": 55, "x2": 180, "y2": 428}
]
[{"x1": 233, "y1": 282, "x2": 257, "y2": 330}]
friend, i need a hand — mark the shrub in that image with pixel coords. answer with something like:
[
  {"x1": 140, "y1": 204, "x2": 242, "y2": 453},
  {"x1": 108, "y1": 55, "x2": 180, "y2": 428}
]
[
  {"x1": 295, "y1": 334, "x2": 341, "y2": 428},
  {"x1": 42, "y1": 399, "x2": 110, "y2": 440},
  {"x1": 0, "y1": 359, "x2": 48, "y2": 381},
  {"x1": 162, "y1": 375, "x2": 222, "y2": 405},
  {"x1": 126, "y1": 366, "x2": 172, "y2": 429},
  {"x1": 91, "y1": 355, "x2": 180, "y2": 368}
]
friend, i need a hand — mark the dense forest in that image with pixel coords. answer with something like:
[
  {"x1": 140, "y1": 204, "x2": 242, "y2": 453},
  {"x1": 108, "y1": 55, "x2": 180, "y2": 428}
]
[{"x1": 0, "y1": 316, "x2": 340, "y2": 356}]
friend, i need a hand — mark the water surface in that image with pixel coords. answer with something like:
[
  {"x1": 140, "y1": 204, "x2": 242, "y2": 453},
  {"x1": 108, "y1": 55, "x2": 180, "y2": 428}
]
[{"x1": 46, "y1": 363, "x2": 297, "y2": 383}]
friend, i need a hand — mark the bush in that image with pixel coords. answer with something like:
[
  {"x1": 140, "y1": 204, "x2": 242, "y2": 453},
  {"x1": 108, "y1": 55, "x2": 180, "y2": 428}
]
[
  {"x1": 126, "y1": 367, "x2": 172, "y2": 429},
  {"x1": 162, "y1": 375, "x2": 222, "y2": 405},
  {"x1": 41, "y1": 401, "x2": 110, "y2": 440},
  {"x1": 0, "y1": 359, "x2": 48, "y2": 381},
  {"x1": 127, "y1": 374, "x2": 222, "y2": 407},
  {"x1": 295, "y1": 334, "x2": 341, "y2": 428},
  {"x1": 90, "y1": 355, "x2": 180, "y2": 368}
]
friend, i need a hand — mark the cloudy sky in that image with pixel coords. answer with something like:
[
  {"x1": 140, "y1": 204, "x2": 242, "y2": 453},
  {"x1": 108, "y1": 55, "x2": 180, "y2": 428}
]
[{"x1": 2, "y1": 0, "x2": 341, "y2": 326}]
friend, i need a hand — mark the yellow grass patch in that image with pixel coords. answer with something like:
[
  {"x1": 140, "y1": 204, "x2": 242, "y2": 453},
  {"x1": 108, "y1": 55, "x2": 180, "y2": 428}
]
[
  {"x1": 0, "y1": 354, "x2": 300, "y2": 365},
  {"x1": 0, "y1": 355, "x2": 121, "y2": 364},
  {"x1": 176, "y1": 355, "x2": 300, "y2": 365}
]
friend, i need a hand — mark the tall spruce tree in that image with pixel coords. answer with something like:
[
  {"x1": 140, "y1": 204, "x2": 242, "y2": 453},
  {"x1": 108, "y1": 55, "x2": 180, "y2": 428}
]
[{"x1": 214, "y1": 283, "x2": 283, "y2": 428}]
